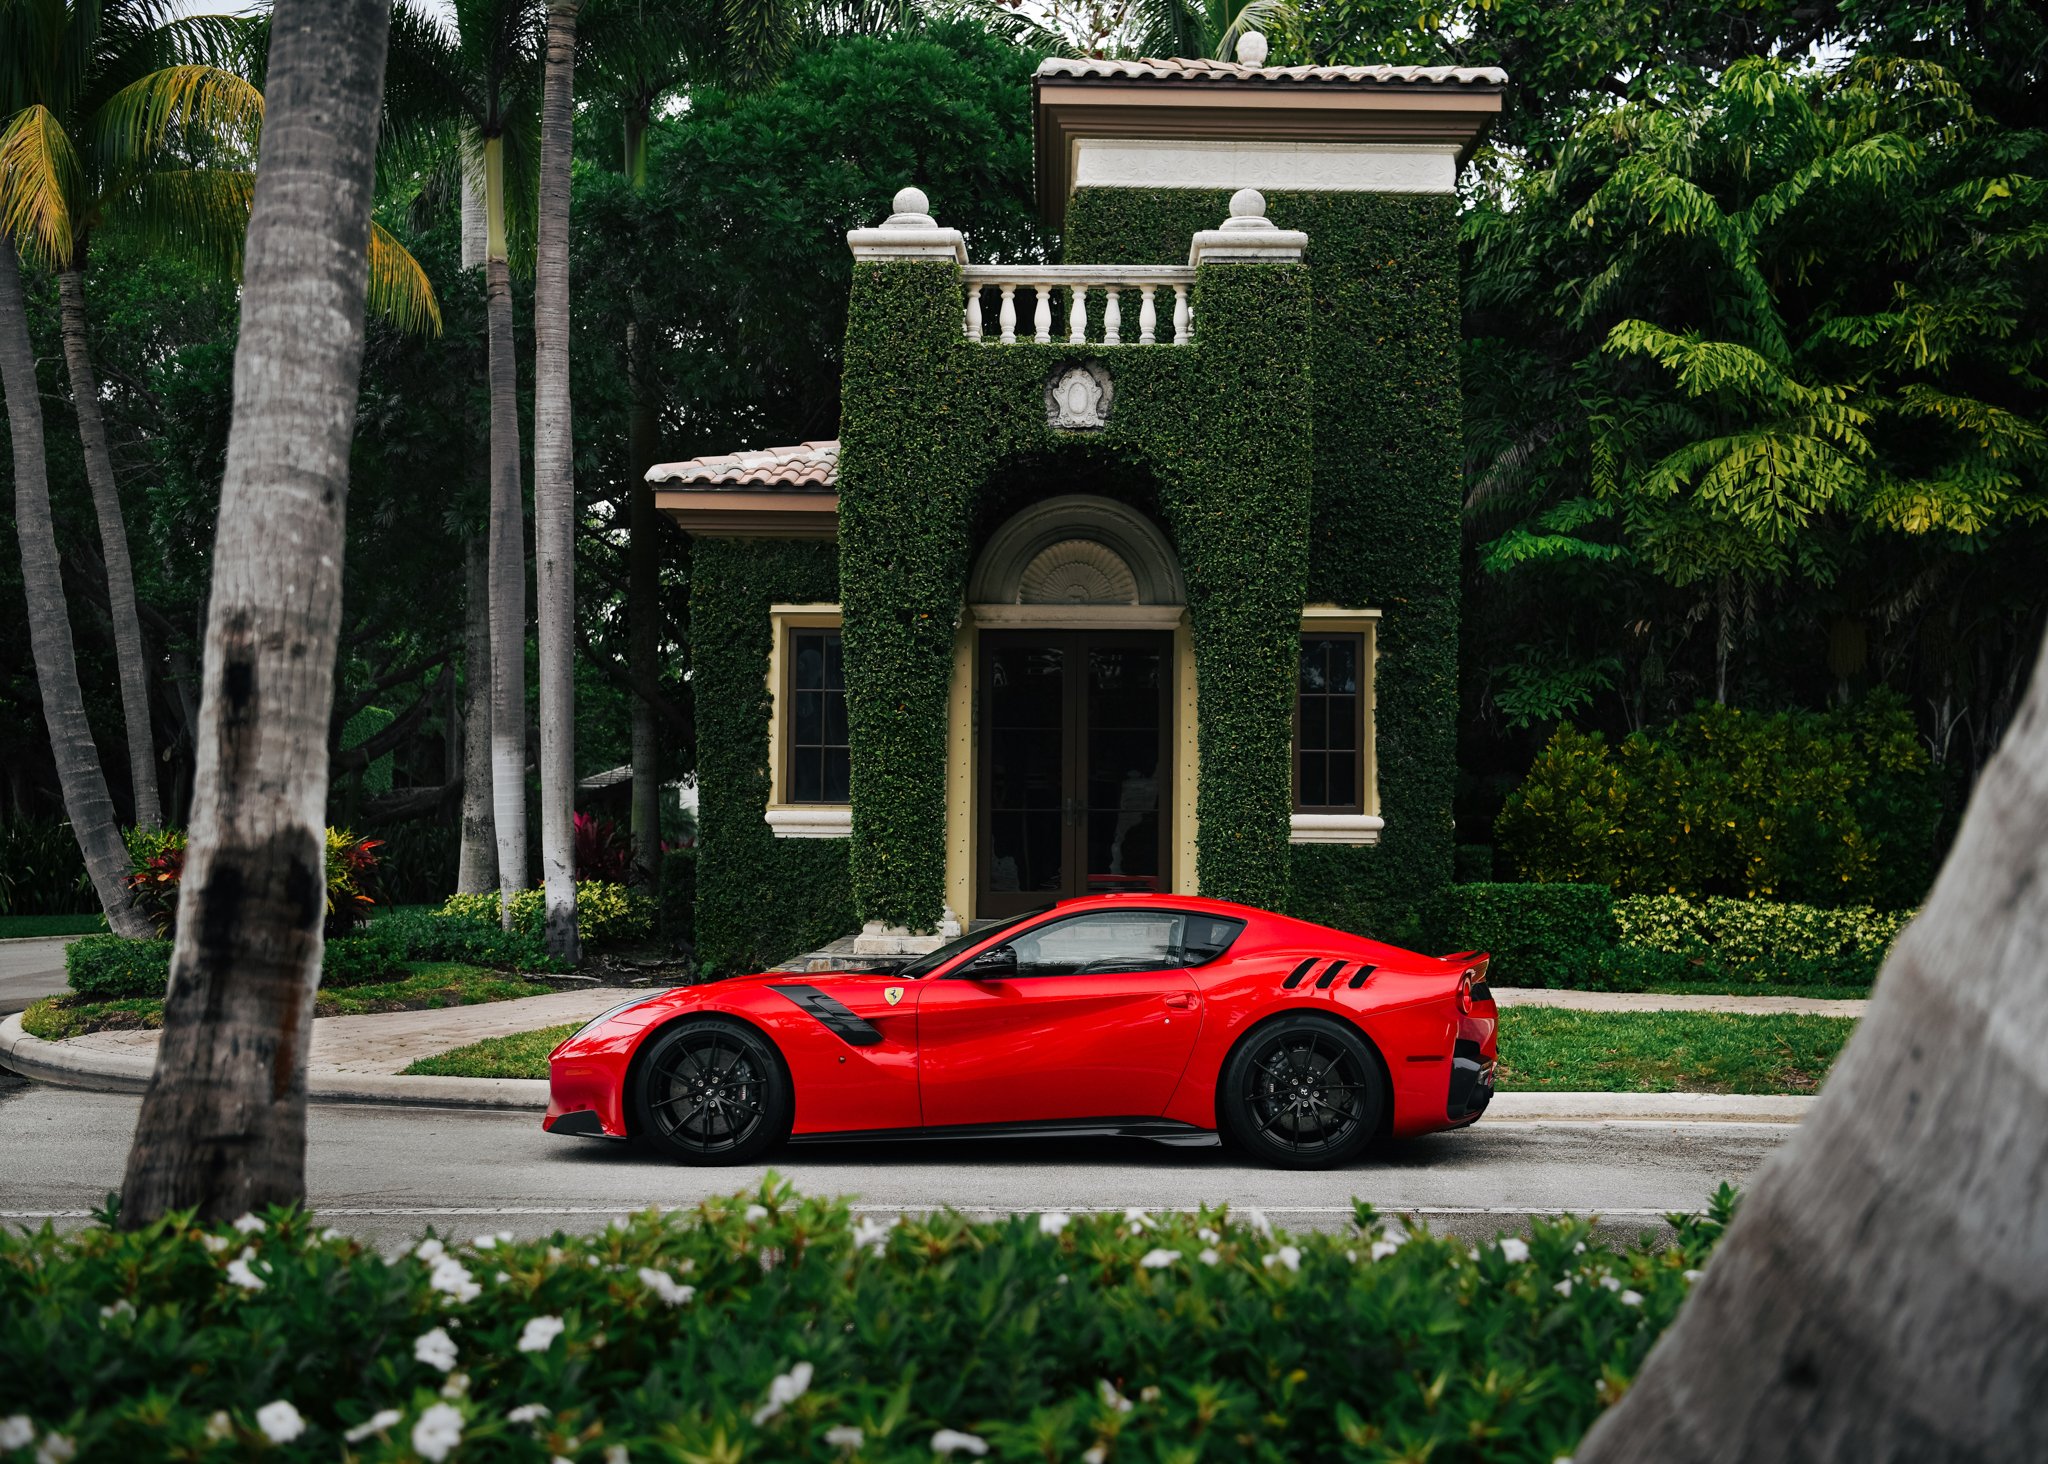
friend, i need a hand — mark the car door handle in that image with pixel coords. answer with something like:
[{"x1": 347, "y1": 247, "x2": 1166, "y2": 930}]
[{"x1": 1163, "y1": 993, "x2": 1196, "y2": 1009}]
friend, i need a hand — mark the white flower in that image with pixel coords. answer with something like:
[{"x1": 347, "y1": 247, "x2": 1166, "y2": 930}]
[
  {"x1": 824, "y1": 1425, "x2": 864, "y2": 1450},
  {"x1": 412, "y1": 1403, "x2": 464, "y2": 1462},
  {"x1": 415, "y1": 1327, "x2": 459, "y2": 1373},
  {"x1": 0, "y1": 1418, "x2": 32, "y2": 1450},
  {"x1": 759, "y1": 1246, "x2": 785, "y2": 1273},
  {"x1": 225, "y1": 1249, "x2": 266, "y2": 1291},
  {"x1": 507, "y1": 1403, "x2": 551, "y2": 1424},
  {"x1": 1683, "y1": 1269, "x2": 1704, "y2": 1284},
  {"x1": 343, "y1": 1410, "x2": 401, "y2": 1443},
  {"x1": 604, "y1": 1447, "x2": 630, "y2": 1464},
  {"x1": 1056, "y1": 1274, "x2": 1070, "y2": 1285},
  {"x1": 1139, "y1": 1387, "x2": 1159, "y2": 1403},
  {"x1": 200, "y1": 1233, "x2": 230, "y2": 1254},
  {"x1": 1098, "y1": 1380, "x2": 1133, "y2": 1414},
  {"x1": 1345, "y1": 1248, "x2": 1358, "y2": 1263},
  {"x1": 1554, "y1": 1279, "x2": 1574, "y2": 1297},
  {"x1": 1138, "y1": 1249, "x2": 1178, "y2": 1270},
  {"x1": 440, "y1": 1373, "x2": 470, "y2": 1400},
  {"x1": 745, "y1": 1204, "x2": 770, "y2": 1223},
  {"x1": 851, "y1": 1215, "x2": 896, "y2": 1255},
  {"x1": 1554, "y1": 1457, "x2": 1574, "y2": 1464},
  {"x1": 415, "y1": 1238, "x2": 446, "y2": 1263},
  {"x1": 1082, "y1": 1447, "x2": 1107, "y2": 1464},
  {"x1": 1198, "y1": 1247, "x2": 1221, "y2": 1266},
  {"x1": 518, "y1": 1315, "x2": 566, "y2": 1353},
  {"x1": 429, "y1": 1256, "x2": 480, "y2": 1303},
  {"x1": 204, "y1": 1412, "x2": 233, "y2": 1442},
  {"x1": 1619, "y1": 1289, "x2": 1643, "y2": 1307},
  {"x1": 99, "y1": 1299, "x2": 134, "y2": 1323},
  {"x1": 494, "y1": 1271, "x2": 510, "y2": 1285},
  {"x1": 474, "y1": 1231, "x2": 512, "y2": 1249},
  {"x1": 1196, "y1": 1227, "x2": 1219, "y2": 1244},
  {"x1": 33, "y1": 1435, "x2": 73, "y2": 1464},
  {"x1": 931, "y1": 1429, "x2": 989, "y2": 1456},
  {"x1": 1572, "y1": 1242, "x2": 1586, "y2": 1254},
  {"x1": 1243, "y1": 1208, "x2": 1272, "y2": 1239},
  {"x1": 1038, "y1": 1212, "x2": 1070, "y2": 1237},
  {"x1": 319, "y1": 1228, "x2": 343, "y2": 1243},
  {"x1": 255, "y1": 1401, "x2": 305, "y2": 1444},
  {"x1": 1120, "y1": 1207, "x2": 1151, "y2": 1232},
  {"x1": 1370, "y1": 1239, "x2": 1400, "y2": 1261},
  {"x1": 752, "y1": 1361, "x2": 814, "y2": 1425},
  {"x1": 233, "y1": 1214, "x2": 267, "y2": 1236},
  {"x1": 1263, "y1": 1245, "x2": 1301, "y2": 1273},
  {"x1": 1598, "y1": 1275, "x2": 1621, "y2": 1292},
  {"x1": 638, "y1": 1267, "x2": 696, "y2": 1307},
  {"x1": 1499, "y1": 1238, "x2": 1529, "y2": 1264}
]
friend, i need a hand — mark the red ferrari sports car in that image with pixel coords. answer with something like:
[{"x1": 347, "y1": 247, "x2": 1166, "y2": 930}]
[{"x1": 543, "y1": 894, "x2": 1496, "y2": 1169}]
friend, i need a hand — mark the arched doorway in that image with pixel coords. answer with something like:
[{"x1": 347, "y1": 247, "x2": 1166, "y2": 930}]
[{"x1": 960, "y1": 497, "x2": 1189, "y2": 918}]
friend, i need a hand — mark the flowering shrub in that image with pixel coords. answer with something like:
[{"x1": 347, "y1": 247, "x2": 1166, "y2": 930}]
[
  {"x1": 438, "y1": 881, "x2": 656, "y2": 949},
  {"x1": 0, "y1": 1180, "x2": 1734, "y2": 1462},
  {"x1": 119, "y1": 827, "x2": 385, "y2": 940}
]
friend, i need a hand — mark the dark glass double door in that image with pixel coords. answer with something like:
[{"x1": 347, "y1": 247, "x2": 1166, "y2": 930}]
[{"x1": 979, "y1": 631, "x2": 1171, "y2": 917}]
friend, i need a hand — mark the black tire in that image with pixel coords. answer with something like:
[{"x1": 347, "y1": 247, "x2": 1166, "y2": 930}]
[
  {"x1": 1218, "y1": 1014, "x2": 1385, "y2": 1170},
  {"x1": 631, "y1": 1018, "x2": 793, "y2": 1165}
]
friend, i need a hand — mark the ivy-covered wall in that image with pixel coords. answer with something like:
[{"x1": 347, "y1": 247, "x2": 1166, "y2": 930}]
[
  {"x1": 1067, "y1": 189, "x2": 1464, "y2": 938},
  {"x1": 689, "y1": 537, "x2": 858, "y2": 970},
  {"x1": 837, "y1": 257, "x2": 1313, "y2": 930}
]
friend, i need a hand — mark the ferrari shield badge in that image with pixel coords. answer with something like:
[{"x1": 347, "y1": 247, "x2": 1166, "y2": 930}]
[{"x1": 884, "y1": 986, "x2": 905, "y2": 1007}]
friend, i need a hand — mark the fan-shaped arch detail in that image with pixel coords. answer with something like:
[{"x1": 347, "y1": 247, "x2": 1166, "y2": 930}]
[{"x1": 1019, "y1": 539, "x2": 1140, "y2": 604}]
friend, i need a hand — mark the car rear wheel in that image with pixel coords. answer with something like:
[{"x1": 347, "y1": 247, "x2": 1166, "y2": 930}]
[
  {"x1": 1219, "y1": 1015, "x2": 1384, "y2": 1170},
  {"x1": 632, "y1": 1019, "x2": 792, "y2": 1165}
]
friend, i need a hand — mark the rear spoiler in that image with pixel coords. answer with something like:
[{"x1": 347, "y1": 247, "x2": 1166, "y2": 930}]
[{"x1": 1444, "y1": 952, "x2": 1493, "y2": 992}]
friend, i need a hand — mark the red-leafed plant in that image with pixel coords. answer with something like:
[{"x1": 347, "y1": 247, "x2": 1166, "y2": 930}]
[{"x1": 574, "y1": 812, "x2": 637, "y2": 884}]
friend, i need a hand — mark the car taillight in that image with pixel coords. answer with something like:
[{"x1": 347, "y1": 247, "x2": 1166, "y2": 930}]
[{"x1": 1457, "y1": 969, "x2": 1476, "y2": 1014}]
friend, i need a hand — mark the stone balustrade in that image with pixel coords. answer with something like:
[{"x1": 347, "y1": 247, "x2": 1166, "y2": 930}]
[{"x1": 960, "y1": 267, "x2": 1197, "y2": 346}]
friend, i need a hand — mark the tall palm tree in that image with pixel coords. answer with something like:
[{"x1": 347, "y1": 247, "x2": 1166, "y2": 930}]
[
  {"x1": 1, "y1": 0, "x2": 439, "y2": 844},
  {"x1": 382, "y1": 0, "x2": 545, "y2": 929},
  {"x1": 532, "y1": 0, "x2": 578, "y2": 958},
  {"x1": 0, "y1": 236, "x2": 151, "y2": 937},
  {"x1": 119, "y1": 0, "x2": 394, "y2": 1225}
]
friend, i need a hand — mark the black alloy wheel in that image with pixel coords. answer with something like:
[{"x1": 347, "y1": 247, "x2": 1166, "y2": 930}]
[
  {"x1": 1219, "y1": 1015, "x2": 1384, "y2": 1169},
  {"x1": 632, "y1": 1019, "x2": 792, "y2": 1165}
]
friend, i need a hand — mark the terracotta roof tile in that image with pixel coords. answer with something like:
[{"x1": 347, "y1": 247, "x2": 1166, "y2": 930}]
[
  {"x1": 646, "y1": 440, "x2": 839, "y2": 490},
  {"x1": 1036, "y1": 57, "x2": 1507, "y2": 87}
]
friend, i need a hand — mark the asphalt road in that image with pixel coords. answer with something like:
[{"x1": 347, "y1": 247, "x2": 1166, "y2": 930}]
[
  {"x1": 0, "y1": 1076, "x2": 1786, "y2": 1248},
  {"x1": 0, "y1": 937, "x2": 71, "y2": 1016}
]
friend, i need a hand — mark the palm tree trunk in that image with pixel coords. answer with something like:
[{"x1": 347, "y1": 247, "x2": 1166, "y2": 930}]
[
  {"x1": 456, "y1": 533, "x2": 497, "y2": 892},
  {"x1": 483, "y1": 136, "x2": 528, "y2": 927},
  {"x1": 532, "y1": 0, "x2": 581, "y2": 960},
  {"x1": 118, "y1": 0, "x2": 391, "y2": 1225},
  {"x1": 0, "y1": 241, "x2": 152, "y2": 939},
  {"x1": 55, "y1": 265, "x2": 162, "y2": 829},
  {"x1": 1576, "y1": 629, "x2": 2048, "y2": 1461},
  {"x1": 627, "y1": 314, "x2": 662, "y2": 883}
]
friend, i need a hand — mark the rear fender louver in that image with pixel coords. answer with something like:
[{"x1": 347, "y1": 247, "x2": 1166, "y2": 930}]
[
  {"x1": 1347, "y1": 963, "x2": 1378, "y2": 990},
  {"x1": 1281, "y1": 958, "x2": 1317, "y2": 990},
  {"x1": 1315, "y1": 960, "x2": 1347, "y2": 989}
]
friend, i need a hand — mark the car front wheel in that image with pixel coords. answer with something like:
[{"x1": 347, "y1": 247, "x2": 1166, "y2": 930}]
[
  {"x1": 631, "y1": 1019, "x2": 793, "y2": 1165},
  {"x1": 1219, "y1": 1015, "x2": 1384, "y2": 1169}
]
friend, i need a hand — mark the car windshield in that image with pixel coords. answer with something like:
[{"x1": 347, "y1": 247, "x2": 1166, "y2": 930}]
[{"x1": 895, "y1": 908, "x2": 1048, "y2": 980}]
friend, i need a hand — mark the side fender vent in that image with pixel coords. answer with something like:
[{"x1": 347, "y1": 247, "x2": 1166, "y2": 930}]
[
  {"x1": 1348, "y1": 964, "x2": 1377, "y2": 990},
  {"x1": 1315, "y1": 960, "x2": 1348, "y2": 989},
  {"x1": 1281, "y1": 958, "x2": 1317, "y2": 990}
]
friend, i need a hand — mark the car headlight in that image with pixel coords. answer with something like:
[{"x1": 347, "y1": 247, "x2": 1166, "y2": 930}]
[{"x1": 565, "y1": 995, "x2": 652, "y2": 1044}]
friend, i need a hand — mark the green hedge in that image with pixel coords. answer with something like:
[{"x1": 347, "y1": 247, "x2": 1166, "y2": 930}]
[
  {"x1": 659, "y1": 846, "x2": 696, "y2": 947},
  {"x1": 1429, "y1": 883, "x2": 1909, "y2": 989},
  {"x1": 63, "y1": 936, "x2": 177, "y2": 999},
  {"x1": 438, "y1": 881, "x2": 655, "y2": 948},
  {"x1": 0, "y1": 1180, "x2": 1733, "y2": 1461},
  {"x1": 1496, "y1": 691, "x2": 1942, "y2": 908}
]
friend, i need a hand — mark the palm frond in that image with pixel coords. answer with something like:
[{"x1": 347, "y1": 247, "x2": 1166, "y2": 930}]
[
  {"x1": 118, "y1": 165, "x2": 252, "y2": 273},
  {"x1": 368, "y1": 219, "x2": 442, "y2": 335},
  {"x1": 0, "y1": 104, "x2": 81, "y2": 268},
  {"x1": 95, "y1": 64, "x2": 264, "y2": 178}
]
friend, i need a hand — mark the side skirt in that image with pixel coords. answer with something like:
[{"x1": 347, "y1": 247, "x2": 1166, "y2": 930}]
[{"x1": 788, "y1": 1117, "x2": 1222, "y2": 1149}]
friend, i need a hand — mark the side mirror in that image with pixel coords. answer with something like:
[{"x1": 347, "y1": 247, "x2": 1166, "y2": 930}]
[{"x1": 964, "y1": 944, "x2": 1017, "y2": 979}]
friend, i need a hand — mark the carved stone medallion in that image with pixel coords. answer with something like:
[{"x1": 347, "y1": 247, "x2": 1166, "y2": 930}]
[{"x1": 1046, "y1": 362, "x2": 1113, "y2": 431}]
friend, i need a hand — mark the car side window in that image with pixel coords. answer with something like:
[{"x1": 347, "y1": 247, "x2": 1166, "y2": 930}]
[{"x1": 1002, "y1": 911, "x2": 1247, "y2": 977}]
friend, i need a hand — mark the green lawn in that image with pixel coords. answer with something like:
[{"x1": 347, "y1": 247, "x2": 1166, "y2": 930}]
[
  {"x1": 1497, "y1": 1008, "x2": 1856, "y2": 1094},
  {"x1": 402, "y1": 1008, "x2": 1858, "y2": 1095},
  {"x1": 402, "y1": 1021, "x2": 581, "y2": 1077},
  {"x1": 0, "y1": 913, "x2": 106, "y2": 939},
  {"x1": 21, "y1": 963, "x2": 553, "y2": 1041}
]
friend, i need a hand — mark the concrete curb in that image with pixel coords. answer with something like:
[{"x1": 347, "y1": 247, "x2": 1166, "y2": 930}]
[
  {"x1": 1485, "y1": 1091, "x2": 1814, "y2": 1123},
  {"x1": 0, "y1": 1014, "x2": 548, "y2": 1112}
]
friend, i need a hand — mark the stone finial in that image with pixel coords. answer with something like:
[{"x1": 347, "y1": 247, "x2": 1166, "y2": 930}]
[
  {"x1": 1234, "y1": 30, "x2": 1269, "y2": 66},
  {"x1": 848, "y1": 185, "x2": 967, "y2": 264},
  {"x1": 1188, "y1": 188, "x2": 1307, "y2": 265}
]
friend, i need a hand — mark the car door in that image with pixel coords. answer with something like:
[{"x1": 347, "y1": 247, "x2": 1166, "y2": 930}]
[{"x1": 914, "y1": 909, "x2": 1202, "y2": 1127}]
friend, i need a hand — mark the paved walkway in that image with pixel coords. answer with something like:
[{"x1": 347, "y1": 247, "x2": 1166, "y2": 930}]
[
  {"x1": 0, "y1": 936, "x2": 74, "y2": 1017},
  {"x1": 1492, "y1": 987, "x2": 1867, "y2": 1017},
  {"x1": 60, "y1": 987, "x2": 643, "y2": 1076}
]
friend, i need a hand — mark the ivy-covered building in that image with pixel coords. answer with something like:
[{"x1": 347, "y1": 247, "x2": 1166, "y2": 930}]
[{"x1": 651, "y1": 52, "x2": 1504, "y2": 970}]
